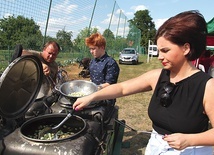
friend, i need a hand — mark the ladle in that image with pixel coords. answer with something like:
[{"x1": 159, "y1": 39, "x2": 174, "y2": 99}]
[{"x1": 38, "y1": 109, "x2": 75, "y2": 138}]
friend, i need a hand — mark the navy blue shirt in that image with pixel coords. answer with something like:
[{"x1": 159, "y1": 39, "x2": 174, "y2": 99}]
[{"x1": 89, "y1": 53, "x2": 120, "y2": 85}]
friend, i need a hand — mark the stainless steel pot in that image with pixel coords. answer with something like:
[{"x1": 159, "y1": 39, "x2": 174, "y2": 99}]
[{"x1": 59, "y1": 80, "x2": 98, "y2": 102}]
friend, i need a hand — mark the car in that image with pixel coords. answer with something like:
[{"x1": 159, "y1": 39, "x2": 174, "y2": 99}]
[
  {"x1": 148, "y1": 45, "x2": 158, "y2": 57},
  {"x1": 119, "y1": 48, "x2": 139, "y2": 65}
]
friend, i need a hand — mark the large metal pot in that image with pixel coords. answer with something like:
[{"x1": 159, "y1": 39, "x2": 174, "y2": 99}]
[
  {"x1": 20, "y1": 113, "x2": 87, "y2": 143},
  {"x1": 59, "y1": 80, "x2": 98, "y2": 102}
]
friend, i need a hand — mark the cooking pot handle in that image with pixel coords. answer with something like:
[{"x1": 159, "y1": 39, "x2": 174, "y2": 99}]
[
  {"x1": 47, "y1": 76, "x2": 56, "y2": 86},
  {"x1": 42, "y1": 86, "x2": 61, "y2": 108},
  {"x1": 114, "y1": 119, "x2": 163, "y2": 136},
  {"x1": 114, "y1": 119, "x2": 137, "y2": 132},
  {"x1": 52, "y1": 109, "x2": 75, "y2": 130},
  {"x1": 54, "y1": 84, "x2": 60, "y2": 92}
]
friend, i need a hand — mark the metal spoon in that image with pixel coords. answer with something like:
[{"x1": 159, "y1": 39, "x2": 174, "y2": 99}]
[{"x1": 38, "y1": 109, "x2": 75, "y2": 138}]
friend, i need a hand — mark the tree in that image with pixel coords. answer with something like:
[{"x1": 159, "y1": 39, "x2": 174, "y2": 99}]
[
  {"x1": 126, "y1": 22, "x2": 141, "y2": 51},
  {"x1": 114, "y1": 36, "x2": 127, "y2": 52},
  {"x1": 103, "y1": 29, "x2": 115, "y2": 51},
  {"x1": 0, "y1": 15, "x2": 43, "y2": 49},
  {"x1": 103, "y1": 29, "x2": 114, "y2": 39},
  {"x1": 73, "y1": 27, "x2": 98, "y2": 56},
  {"x1": 56, "y1": 29, "x2": 73, "y2": 52},
  {"x1": 129, "y1": 10, "x2": 156, "y2": 50}
]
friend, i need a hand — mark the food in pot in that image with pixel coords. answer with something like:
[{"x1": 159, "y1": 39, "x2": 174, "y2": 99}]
[
  {"x1": 27, "y1": 124, "x2": 83, "y2": 140},
  {"x1": 68, "y1": 92, "x2": 86, "y2": 97}
]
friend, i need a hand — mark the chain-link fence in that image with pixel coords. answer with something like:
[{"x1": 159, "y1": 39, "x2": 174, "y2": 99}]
[{"x1": 0, "y1": 0, "x2": 141, "y2": 71}]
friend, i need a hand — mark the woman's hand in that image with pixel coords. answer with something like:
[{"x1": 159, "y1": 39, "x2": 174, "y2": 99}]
[
  {"x1": 163, "y1": 133, "x2": 190, "y2": 150},
  {"x1": 72, "y1": 95, "x2": 93, "y2": 111}
]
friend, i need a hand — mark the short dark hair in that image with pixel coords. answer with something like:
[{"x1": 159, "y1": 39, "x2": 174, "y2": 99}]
[
  {"x1": 43, "y1": 41, "x2": 60, "y2": 52},
  {"x1": 155, "y1": 10, "x2": 207, "y2": 61}
]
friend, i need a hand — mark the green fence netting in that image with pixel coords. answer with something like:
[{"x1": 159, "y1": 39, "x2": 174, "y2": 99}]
[{"x1": 0, "y1": 0, "x2": 141, "y2": 72}]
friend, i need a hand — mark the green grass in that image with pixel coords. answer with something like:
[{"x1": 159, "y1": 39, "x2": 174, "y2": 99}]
[{"x1": 118, "y1": 55, "x2": 161, "y2": 81}]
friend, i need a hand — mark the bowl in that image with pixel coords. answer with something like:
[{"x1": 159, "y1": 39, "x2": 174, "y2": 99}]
[{"x1": 59, "y1": 80, "x2": 98, "y2": 102}]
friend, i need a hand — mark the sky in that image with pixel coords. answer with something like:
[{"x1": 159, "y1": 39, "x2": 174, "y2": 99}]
[
  {"x1": 1, "y1": 0, "x2": 214, "y2": 38},
  {"x1": 116, "y1": 0, "x2": 214, "y2": 29}
]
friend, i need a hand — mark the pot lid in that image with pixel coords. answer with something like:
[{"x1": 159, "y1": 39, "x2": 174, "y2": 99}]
[{"x1": 0, "y1": 55, "x2": 43, "y2": 119}]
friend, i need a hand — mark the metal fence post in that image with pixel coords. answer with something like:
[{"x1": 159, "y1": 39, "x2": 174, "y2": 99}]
[
  {"x1": 107, "y1": 0, "x2": 116, "y2": 37},
  {"x1": 43, "y1": 0, "x2": 52, "y2": 45},
  {"x1": 88, "y1": 0, "x2": 98, "y2": 37}
]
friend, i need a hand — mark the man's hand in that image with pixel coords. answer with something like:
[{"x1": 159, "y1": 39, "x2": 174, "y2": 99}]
[{"x1": 42, "y1": 64, "x2": 50, "y2": 76}]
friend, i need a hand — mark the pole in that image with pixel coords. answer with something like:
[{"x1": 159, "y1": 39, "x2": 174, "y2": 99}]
[
  {"x1": 147, "y1": 40, "x2": 151, "y2": 63},
  {"x1": 107, "y1": 1, "x2": 116, "y2": 37},
  {"x1": 123, "y1": 17, "x2": 127, "y2": 38},
  {"x1": 43, "y1": 0, "x2": 52, "y2": 45},
  {"x1": 116, "y1": 10, "x2": 122, "y2": 38},
  {"x1": 88, "y1": 0, "x2": 98, "y2": 37}
]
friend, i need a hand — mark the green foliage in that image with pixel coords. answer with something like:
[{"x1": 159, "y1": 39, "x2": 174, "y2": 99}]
[
  {"x1": 0, "y1": 15, "x2": 43, "y2": 49},
  {"x1": 0, "y1": 49, "x2": 12, "y2": 72},
  {"x1": 129, "y1": 10, "x2": 156, "y2": 49},
  {"x1": 126, "y1": 23, "x2": 141, "y2": 50},
  {"x1": 103, "y1": 29, "x2": 115, "y2": 51},
  {"x1": 103, "y1": 29, "x2": 129, "y2": 53},
  {"x1": 56, "y1": 29, "x2": 73, "y2": 52},
  {"x1": 73, "y1": 27, "x2": 98, "y2": 57},
  {"x1": 57, "y1": 51, "x2": 83, "y2": 64},
  {"x1": 114, "y1": 36, "x2": 127, "y2": 52},
  {"x1": 103, "y1": 29, "x2": 115, "y2": 39}
]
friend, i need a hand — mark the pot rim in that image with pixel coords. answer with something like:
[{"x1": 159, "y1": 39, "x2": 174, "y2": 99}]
[
  {"x1": 20, "y1": 113, "x2": 87, "y2": 143},
  {"x1": 59, "y1": 80, "x2": 98, "y2": 100}
]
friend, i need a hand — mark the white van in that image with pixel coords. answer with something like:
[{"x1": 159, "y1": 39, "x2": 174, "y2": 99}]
[{"x1": 148, "y1": 45, "x2": 158, "y2": 57}]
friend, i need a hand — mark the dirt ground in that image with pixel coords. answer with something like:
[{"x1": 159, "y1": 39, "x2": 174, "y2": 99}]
[{"x1": 63, "y1": 63, "x2": 90, "y2": 81}]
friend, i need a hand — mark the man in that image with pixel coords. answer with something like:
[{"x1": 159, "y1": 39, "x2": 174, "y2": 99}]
[
  {"x1": 12, "y1": 41, "x2": 60, "y2": 118},
  {"x1": 85, "y1": 33, "x2": 120, "y2": 113},
  {"x1": 21, "y1": 41, "x2": 60, "y2": 96}
]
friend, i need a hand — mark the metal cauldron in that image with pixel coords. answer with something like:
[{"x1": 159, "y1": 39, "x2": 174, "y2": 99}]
[{"x1": 20, "y1": 113, "x2": 87, "y2": 143}]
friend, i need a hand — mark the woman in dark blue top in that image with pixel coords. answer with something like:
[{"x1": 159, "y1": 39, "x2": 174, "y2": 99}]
[{"x1": 73, "y1": 11, "x2": 214, "y2": 154}]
